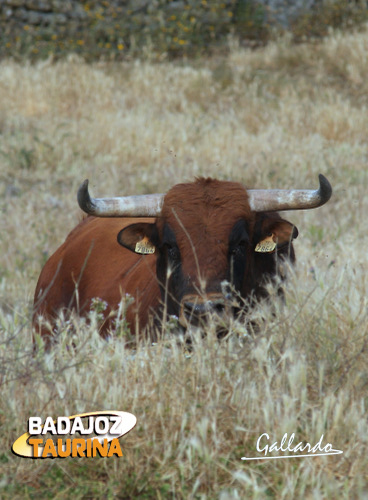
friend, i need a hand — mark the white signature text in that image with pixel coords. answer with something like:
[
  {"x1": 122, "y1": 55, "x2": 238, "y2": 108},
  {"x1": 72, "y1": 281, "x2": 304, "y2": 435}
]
[{"x1": 241, "y1": 433, "x2": 343, "y2": 460}]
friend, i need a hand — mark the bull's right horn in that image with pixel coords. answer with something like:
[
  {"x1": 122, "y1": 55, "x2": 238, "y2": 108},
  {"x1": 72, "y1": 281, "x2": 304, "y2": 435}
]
[{"x1": 77, "y1": 179, "x2": 164, "y2": 217}]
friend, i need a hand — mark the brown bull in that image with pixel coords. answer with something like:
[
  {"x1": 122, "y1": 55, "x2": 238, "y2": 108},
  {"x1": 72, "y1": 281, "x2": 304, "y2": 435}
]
[{"x1": 33, "y1": 175, "x2": 332, "y2": 347}]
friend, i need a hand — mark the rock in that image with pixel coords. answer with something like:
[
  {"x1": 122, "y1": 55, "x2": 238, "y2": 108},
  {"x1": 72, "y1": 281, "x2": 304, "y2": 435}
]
[
  {"x1": 5, "y1": 0, "x2": 25, "y2": 7},
  {"x1": 4, "y1": 8, "x2": 13, "y2": 18},
  {"x1": 27, "y1": 11, "x2": 47, "y2": 25},
  {"x1": 251, "y1": 0, "x2": 320, "y2": 28},
  {"x1": 51, "y1": 0, "x2": 73, "y2": 14},
  {"x1": 13, "y1": 8, "x2": 29, "y2": 22},
  {"x1": 25, "y1": 0, "x2": 52, "y2": 12},
  {"x1": 53, "y1": 12, "x2": 67, "y2": 24}
]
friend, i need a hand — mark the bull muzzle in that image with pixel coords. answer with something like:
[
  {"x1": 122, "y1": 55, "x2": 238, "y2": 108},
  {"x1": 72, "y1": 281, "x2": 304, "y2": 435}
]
[{"x1": 179, "y1": 293, "x2": 229, "y2": 328}]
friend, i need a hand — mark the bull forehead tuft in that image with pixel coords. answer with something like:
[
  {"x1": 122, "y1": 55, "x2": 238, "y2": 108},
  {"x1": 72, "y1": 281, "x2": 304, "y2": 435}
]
[
  {"x1": 158, "y1": 178, "x2": 254, "y2": 254},
  {"x1": 158, "y1": 179, "x2": 254, "y2": 281},
  {"x1": 161, "y1": 178, "x2": 253, "y2": 222}
]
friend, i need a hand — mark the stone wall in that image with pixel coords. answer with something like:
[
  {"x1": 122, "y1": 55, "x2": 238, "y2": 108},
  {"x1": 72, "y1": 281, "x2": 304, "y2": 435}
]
[
  {"x1": 0, "y1": 0, "x2": 156, "y2": 59},
  {"x1": 1, "y1": 0, "x2": 88, "y2": 35},
  {"x1": 0, "y1": 0, "x2": 320, "y2": 35},
  {"x1": 0, "y1": 0, "x2": 364, "y2": 60},
  {"x1": 260, "y1": 0, "x2": 319, "y2": 27}
]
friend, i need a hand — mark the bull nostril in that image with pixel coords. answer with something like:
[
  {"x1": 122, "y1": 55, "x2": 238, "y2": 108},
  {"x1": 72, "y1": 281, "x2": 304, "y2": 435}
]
[
  {"x1": 180, "y1": 294, "x2": 228, "y2": 327},
  {"x1": 183, "y1": 302, "x2": 195, "y2": 319},
  {"x1": 183, "y1": 300, "x2": 225, "y2": 319},
  {"x1": 213, "y1": 302, "x2": 225, "y2": 314},
  {"x1": 184, "y1": 302, "x2": 206, "y2": 318}
]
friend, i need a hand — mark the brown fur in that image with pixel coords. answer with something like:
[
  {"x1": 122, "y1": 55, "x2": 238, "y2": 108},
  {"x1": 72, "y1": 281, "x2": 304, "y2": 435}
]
[
  {"x1": 33, "y1": 216, "x2": 160, "y2": 346},
  {"x1": 33, "y1": 178, "x2": 297, "y2": 347},
  {"x1": 158, "y1": 179, "x2": 254, "y2": 289}
]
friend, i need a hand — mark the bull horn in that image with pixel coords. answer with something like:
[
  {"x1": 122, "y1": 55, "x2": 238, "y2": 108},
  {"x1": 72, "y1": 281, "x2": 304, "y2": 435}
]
[
  {"x1": 78, "y1": 174, "x2": 332, "y2": 217},
  {"x1": 247, "y1": 174, "x2": 332, "y2": 212},
  {"x1": 77, "y1": 179, "x2": 164, "y2": 217}
]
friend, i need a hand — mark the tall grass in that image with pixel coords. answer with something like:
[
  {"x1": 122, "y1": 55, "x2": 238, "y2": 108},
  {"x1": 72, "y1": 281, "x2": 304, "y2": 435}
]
[{"x1": 0, "y1": 26, "x2": 367, "y2": 498}]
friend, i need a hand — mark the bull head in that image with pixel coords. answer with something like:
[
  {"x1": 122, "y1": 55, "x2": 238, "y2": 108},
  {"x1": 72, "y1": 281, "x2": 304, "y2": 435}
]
[{"x1": 77, "y1": 175, "x2": 332, "y2": 329}]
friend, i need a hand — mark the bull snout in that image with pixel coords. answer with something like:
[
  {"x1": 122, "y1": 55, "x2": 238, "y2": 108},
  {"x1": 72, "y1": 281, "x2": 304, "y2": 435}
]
[{"x1": 179, "y1": 293, "x2": 227, "y2": 327}]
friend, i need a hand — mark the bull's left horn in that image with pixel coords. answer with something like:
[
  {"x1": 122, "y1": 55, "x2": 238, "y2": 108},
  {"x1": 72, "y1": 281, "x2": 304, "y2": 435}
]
[
  {"x1": 77, "y1": 179, "x2": 164, "y2": 217},
  {"x1": 247, "y1": 174, "x2": 332, "y2": 212}
]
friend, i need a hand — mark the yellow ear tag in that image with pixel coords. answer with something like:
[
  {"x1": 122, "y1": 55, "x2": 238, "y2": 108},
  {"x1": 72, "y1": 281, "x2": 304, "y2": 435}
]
[
  {"x1": 135, "y1": 237, "x2": 155, "y2": 255},
  {"x1": 255, "y1": 234, "x2": 277, "y2": 253}
]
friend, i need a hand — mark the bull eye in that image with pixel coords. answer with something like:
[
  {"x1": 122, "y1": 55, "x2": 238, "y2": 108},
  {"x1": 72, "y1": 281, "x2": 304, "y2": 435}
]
[
  {"x1": 166, "y1": 244, "x2": 180, "y2": 261},
  {"x1": 231, "y1": 240, "x2": 247, "y2": 258}
]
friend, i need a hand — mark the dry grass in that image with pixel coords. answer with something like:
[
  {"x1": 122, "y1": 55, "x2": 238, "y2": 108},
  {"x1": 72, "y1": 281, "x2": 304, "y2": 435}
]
[{"x1": 0, "y1": 26, "x2": 367, "y2": 498}]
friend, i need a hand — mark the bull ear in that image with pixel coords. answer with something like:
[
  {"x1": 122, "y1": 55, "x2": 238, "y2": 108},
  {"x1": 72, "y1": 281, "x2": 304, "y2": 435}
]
[
  {"x1": 117, "y1": 223, "x2": 156, "y2": 254},
  {"x1": 254, "y1": 215, "x2": 298, "y2": 253}
]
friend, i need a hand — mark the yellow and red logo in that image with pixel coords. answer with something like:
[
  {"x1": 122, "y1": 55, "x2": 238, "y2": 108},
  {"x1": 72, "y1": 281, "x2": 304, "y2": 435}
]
[{"x1": 12, "y1": 411, "x2": 137, "y2": 459}]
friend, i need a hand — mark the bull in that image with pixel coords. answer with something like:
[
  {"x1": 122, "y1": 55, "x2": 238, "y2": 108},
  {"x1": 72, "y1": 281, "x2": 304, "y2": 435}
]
[{"x1": 33, "y1": 175, "x2": 332, "y2": 347}]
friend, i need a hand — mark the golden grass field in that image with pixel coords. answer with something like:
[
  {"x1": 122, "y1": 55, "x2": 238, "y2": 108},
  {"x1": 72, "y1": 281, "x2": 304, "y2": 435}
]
[{"x1": 0, "y1": 26, "x2": 367, "y2": 498}]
